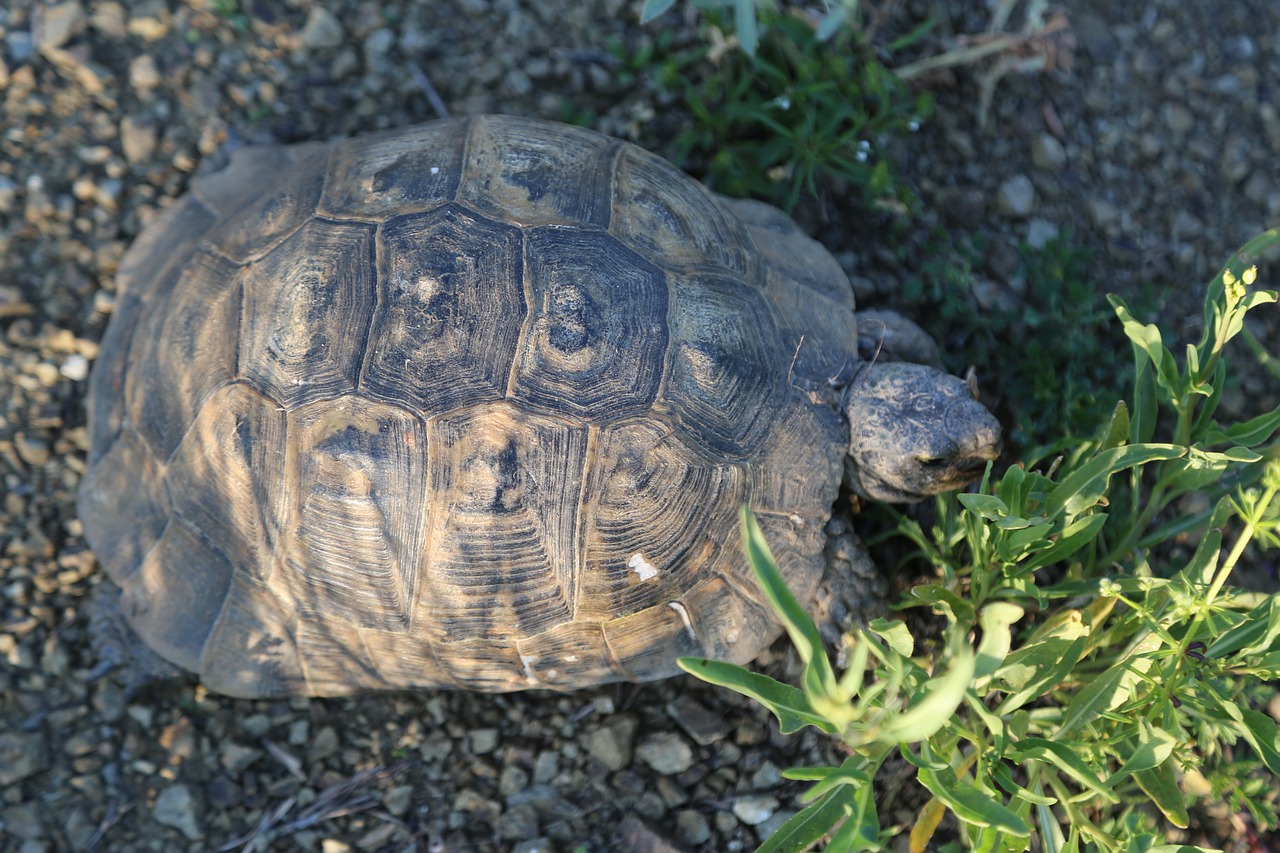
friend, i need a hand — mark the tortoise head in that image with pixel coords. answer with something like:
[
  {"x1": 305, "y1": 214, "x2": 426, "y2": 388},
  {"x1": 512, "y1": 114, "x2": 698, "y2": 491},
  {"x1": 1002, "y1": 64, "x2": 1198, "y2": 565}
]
[{"x1": 844, "y1": 361, "x2": 1001, "y2": 503}]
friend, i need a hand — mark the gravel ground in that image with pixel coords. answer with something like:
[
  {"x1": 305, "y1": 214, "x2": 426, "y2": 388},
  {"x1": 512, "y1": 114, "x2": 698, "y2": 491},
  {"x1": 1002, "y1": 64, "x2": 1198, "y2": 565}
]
[{"x1": 2, "y1": 1, "x2": 1279, "y2": 851}]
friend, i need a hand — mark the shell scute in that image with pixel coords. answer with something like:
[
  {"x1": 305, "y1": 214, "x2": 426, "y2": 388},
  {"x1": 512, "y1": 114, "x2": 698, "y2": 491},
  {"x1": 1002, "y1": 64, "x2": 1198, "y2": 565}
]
[
  {"x1": 361, "y1": 204, "x2": 524, "y2": 412},
  {"x1": 239, "y1": 218, "x2": 376, "y2": 409},
  {"x1": 510, "y1": 228, "x2": 667, "y2": 421}
]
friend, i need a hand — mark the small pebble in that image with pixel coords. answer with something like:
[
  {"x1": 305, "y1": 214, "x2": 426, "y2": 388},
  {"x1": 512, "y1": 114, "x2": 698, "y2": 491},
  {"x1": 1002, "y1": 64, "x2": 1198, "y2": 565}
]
[
  {"x1": 35, "y1": 1, "x2": 86, "y2": 55},
  {"x1": 731, "y1": 794, "x2": 778, "y2": 826},
  {"x1": 129, "y1": 54, "x2": 161, "y2": 91},
  {"x1": 1030, "y1": 133, "x2": 1067, "y2": 171},
  {"x1": 636, "y1": 732, "x2": 694, "y2": 775},
  {"x1": 996, "y1": 174, "x2": 1035, "y2": 219},
  {"x1": 299, "y1": 6, "x2": 344, "y2": 50},
  {"x1": 153, "y1": 784, "x2": 203, "y2": 840},
  {"x1": 470, "y1": 728, "x2": 499, "y2": 755}
]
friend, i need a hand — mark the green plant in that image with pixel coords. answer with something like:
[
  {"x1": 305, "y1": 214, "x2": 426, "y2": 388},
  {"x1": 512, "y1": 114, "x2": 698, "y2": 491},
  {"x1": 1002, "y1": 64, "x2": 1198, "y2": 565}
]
[
  {"x1": 662, "y1": 11, "x2": 929, "y2": 212},
  {"x1": 680, "y1": 231, "x2": 1280, "y2": 851}
]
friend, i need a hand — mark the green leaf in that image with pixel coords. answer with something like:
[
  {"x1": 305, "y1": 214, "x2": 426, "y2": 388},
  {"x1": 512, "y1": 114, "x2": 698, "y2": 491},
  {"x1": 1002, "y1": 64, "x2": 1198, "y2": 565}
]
[
  {"x1": 1109, "y1": 722, "x2": 1177, "y2": 780},
  {"x1": 991, "y1": 761, "x2": 1056, "y2": 805},
  {"x1": 1006, "y1": 738, "x2": 1117, "y2": 803},
  {"x1": 1131, "y1": 356, "x2": 1159, "y2": 443},
  {"x1": 814, "y1": 5, "x2": 847, "y2": 42},
  {"x1": 1238, "y1": 708, "x2": 1280, "y2": 775},
  {"x1": 1110, "y1": 296, "x2": 1179, "y2": 391},
  {"x1": 1206, "y1": 594, "x2": 1280, "y2": 659},
  {"x1": 958, "y1": 493, "x2": 1010, "y2": 519},
  {"x1": 1214, "y1": 402, "x2": 1280, "y2": 447},
  {"x1": 1055, "y1": 662, "x2": 1131, "y2": 739},
  {"x1": 677, "y1": 657, "x2": 837, "y2": 735},
  {"x1": 1099, "y1": 400, "x2": 1131, "y2": 451},
  {"x1": 916, "y1": 766, "x2": 1030, "y2": 835},
  {"x1": 1044, "y1": 444, "x2": 1185, "y2": 520},
  {"x1": 1160, "y1": 446, "x2": 1260, "y2": 493},
  {"x1": 734, "y1": 0, "x2": 758, "y2": 55},
  {"x1": 873, "y1": 642, "x2": 975, "y2": 744},
  {"x1": 756, "y1": 784, "x2": 859, "y2": 853},
  {"x1": 1133, "y1": 758, "x2": 1189, "y2": 828},
  {"x1": 741, "y1": 507, "x2": 838, "y2": 694},
  {"x1": 992, "y1": 614, "x2": 1089, "y2": 715},
  {"x1": 639, "y1": 0, "x2": 677, "y2": 23},
  {"x1": 867, "y1": 618, "x2": 915, "y2": 657},
  {"x1": 825, "y1": 782, "x2": 881, "y2": 852},
  {"x1": 1023, "y1": 513, "x2": 1109, "y2": 572},
  {"x1": 909, "y1": 584, "x2": 976, "y2": 626},
  {"x1": 974, "y1": 603, "x2": 1024, "y2": 680},
  {"x1": 1176, "y1": 520, "x2": 1225, "y2": 587},
  {"x1": 794, "y1": 760, "x2": 873, "y2": 803}
]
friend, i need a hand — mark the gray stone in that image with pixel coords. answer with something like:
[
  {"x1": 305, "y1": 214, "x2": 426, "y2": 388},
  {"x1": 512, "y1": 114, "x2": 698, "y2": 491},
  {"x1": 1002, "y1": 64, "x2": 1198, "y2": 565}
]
[
  {"x1": 1, "y1": 803, "x2": 44, "y2": 840},
  {"x1": 586, "y1": 715, "x2": 636, "y2": 771},
  {"x1": 1087, "y1": 198, "x2": 1119, "y2": 230},
  {"x1": 996, "y1": 174, "x2": 1035, "y2": 219},
  {"x1": 34, "y1": 1, "x2": 85, "y2": 55},
  {"x1": 153, "y1": 784, "x2": 204, "y2": 840},
  {"x1": 308, "y1": 725, "x2": 339, "y2": 762},
  {"x1": 497, "y1": 803, "x2": 540, "y2": 841},
  {"x1": 1162, "y1": 102, "x2": 1195, "y2": 135},
  {"x1": 384, "y1": 784, "x2": 413, "y2": 816},
  {"x1": 470, "y1": 728, "x2": 499, "y2": 755},
  {"x1": 128, "y1": 54, "x2": 160, "y2": 91},
  {"x1": 667, "y1": 695, "x2": 731, "y2": 746},
  {"x1": 1026, "y1": 218, "x2": 1059, "y2": 250},
  {"x1": 750, "y1": 761, "x2": 783, "y2": 789},
  {"x1": 6, "y1": 31, "x2": 35, "y2": 64},
  {"x1": 636, "y1": 732, "x2": 694, "y2": 775},
  {"x1": 299, "y1": 6, "x2": 344, "y2": 50},
  {"x1": 120, "y1": 116, "x2": 157, "y2": 165},
  {"x1": 618, "y1": 815, "x2": 684, "y2": 852},
  {"x1": 499, "y1": 763, "x2": 529, "y2": 797},
  {"x1": 1030, "y1": 134, "x2": 1066, "y2": 171},
  {"x1": 674, "y1": 808, "x2": 711, "y2": 845},
  {"x1": 513, "y1": 840, "x2": 554, "y2": 853},
  {"x1": 0, "y1": 732, "x2": 47, "y2": 785},
  {"x1": 532, "y1": 750, "x2": 557, "y2": 783},
  {"x1": 240, "y1": 712, "x2": 271, "y2": 738},
  {"x1": 219, "y1": 742, "x2": 260, "y2": 773},
  {"x1": 731, "y1": 793, "x2": 778, "y2": 825}
]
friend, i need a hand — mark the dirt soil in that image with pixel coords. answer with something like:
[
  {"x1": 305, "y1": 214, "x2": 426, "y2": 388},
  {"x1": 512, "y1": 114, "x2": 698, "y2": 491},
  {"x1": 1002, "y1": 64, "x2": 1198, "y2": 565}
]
[{"x1": 2, "y1": 1, "x2": 1279, "y2": 851}]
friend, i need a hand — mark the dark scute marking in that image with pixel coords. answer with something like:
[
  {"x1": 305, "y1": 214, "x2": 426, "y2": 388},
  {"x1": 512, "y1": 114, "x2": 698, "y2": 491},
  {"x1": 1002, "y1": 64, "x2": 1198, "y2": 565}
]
[
  {"x1": 507, "y1": 159, "x2": 551, "y2": 203},
  {"x1": 238, "y1": 219, "x2": 377, "y2": 409},
  {"x1": 281, "y1": 397, "x2": 429, "y2": 635},
  {"x1": 421, "y1": 405, "x2": 587, "y2": 644},
  {"x1": 610, "y1": 144, "x2": 755, "y2": 277},
  {"x1": 317, "y1": 119, "x2": 468, "y2": 219},
  {"x1": 666, "y1": 272, "x2": 790, "y2": 459},
  {"x1": 511, "y1": 228, "x2": 667, "y2": 421},
  {"x1": 362, "y1": 204, "x2": 524, "y2": 413},
  {"x1": 546, "y1": 283, "x2": 593, "y2": 353},
  {"x1": 456, "y1": 115, "x2": 615, "y2": 228}
]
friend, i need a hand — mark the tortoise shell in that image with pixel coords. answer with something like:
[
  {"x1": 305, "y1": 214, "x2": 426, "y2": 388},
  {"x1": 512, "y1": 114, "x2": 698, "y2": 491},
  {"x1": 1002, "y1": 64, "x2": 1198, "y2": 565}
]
[{"x1": 78, "y1": 115, "x2": 857, "y2": 697}]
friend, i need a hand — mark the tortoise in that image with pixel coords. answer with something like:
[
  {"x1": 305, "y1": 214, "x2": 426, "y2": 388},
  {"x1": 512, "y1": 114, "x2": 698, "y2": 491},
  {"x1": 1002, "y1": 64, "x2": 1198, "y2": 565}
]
[{"x1": 78, "y1": 115, "x2": 1000, "y2": 698}]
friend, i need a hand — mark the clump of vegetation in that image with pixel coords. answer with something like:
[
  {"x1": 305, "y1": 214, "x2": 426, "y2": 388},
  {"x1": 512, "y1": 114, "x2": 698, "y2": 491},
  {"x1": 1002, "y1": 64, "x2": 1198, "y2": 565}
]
[
  {"x1": 624, "y1": 5, "x2": 929, "y2": 212},
  {"x1": 682, "y1": 231, "x2": 1280, "y2": 851}
]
